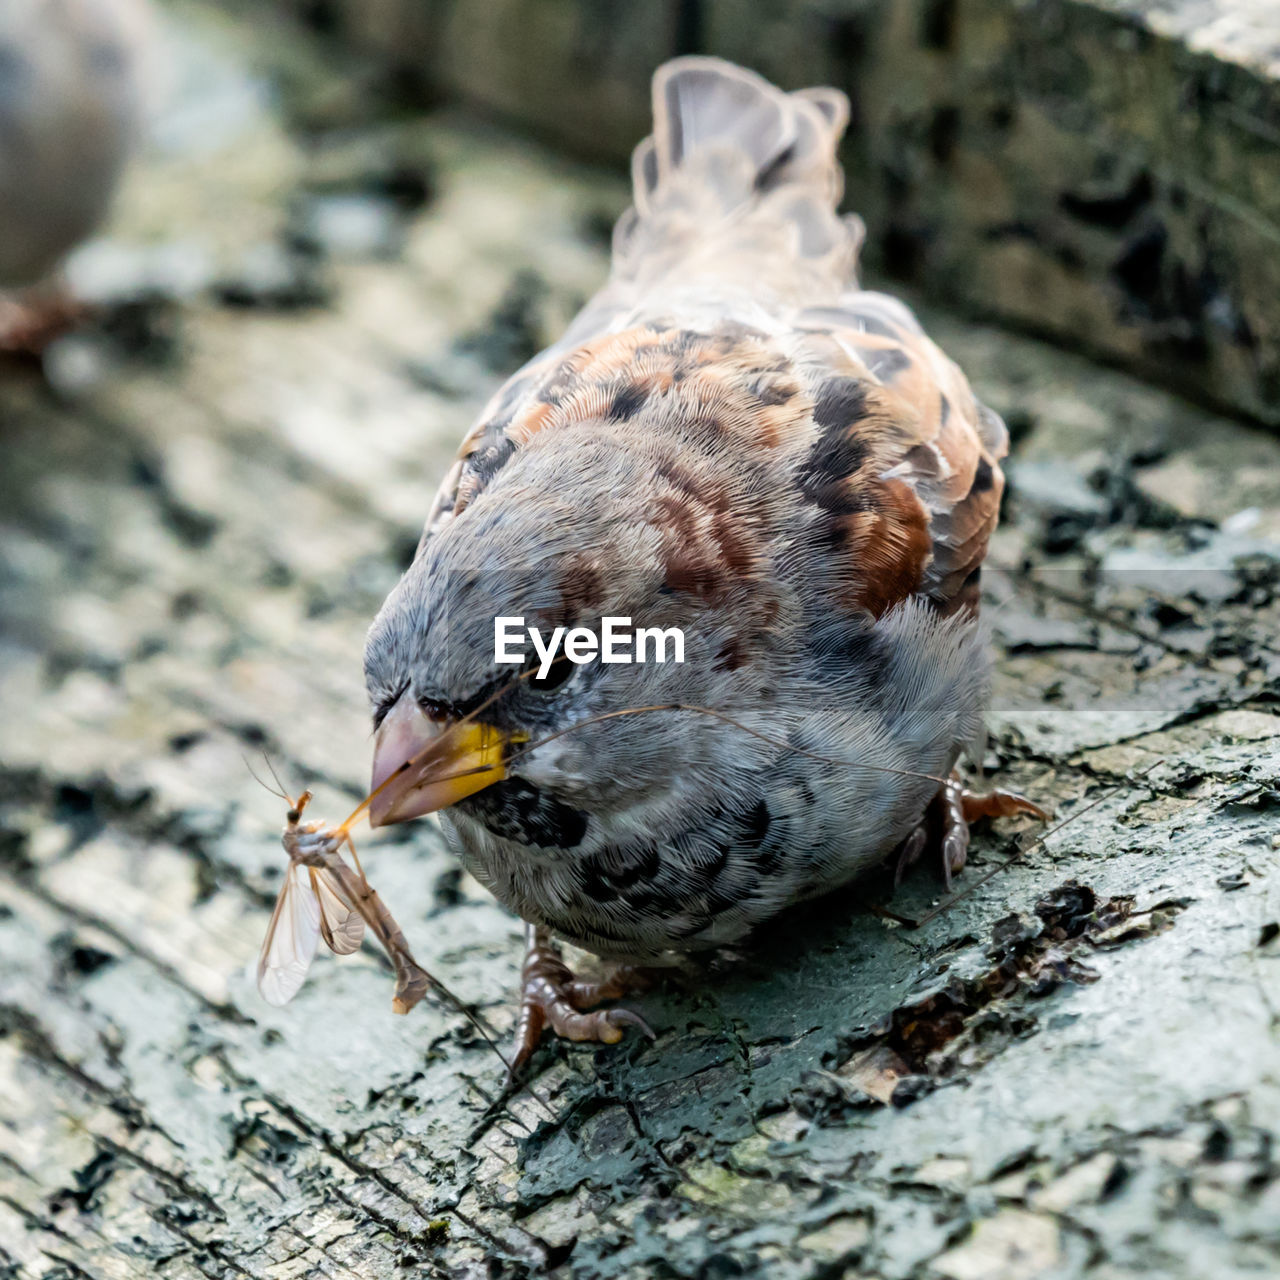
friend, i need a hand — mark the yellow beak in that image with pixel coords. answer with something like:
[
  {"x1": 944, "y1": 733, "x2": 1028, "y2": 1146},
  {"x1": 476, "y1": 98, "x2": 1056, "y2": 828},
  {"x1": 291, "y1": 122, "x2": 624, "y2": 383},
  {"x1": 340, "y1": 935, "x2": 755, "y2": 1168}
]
[{"x1": 368, "y1": 696, "x2": 507, "y2": 827}]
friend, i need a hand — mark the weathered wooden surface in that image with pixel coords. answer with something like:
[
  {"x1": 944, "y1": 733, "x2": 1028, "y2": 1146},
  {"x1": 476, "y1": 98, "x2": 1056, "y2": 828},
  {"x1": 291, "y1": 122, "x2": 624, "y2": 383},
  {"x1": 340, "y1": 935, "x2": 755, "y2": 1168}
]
[
  {"x1": 281, "y1": 0, "x2": 1280, "y2": 431},
  {"x1": 1, "y1": 4, "x2": 1279, "y2": 1277}
]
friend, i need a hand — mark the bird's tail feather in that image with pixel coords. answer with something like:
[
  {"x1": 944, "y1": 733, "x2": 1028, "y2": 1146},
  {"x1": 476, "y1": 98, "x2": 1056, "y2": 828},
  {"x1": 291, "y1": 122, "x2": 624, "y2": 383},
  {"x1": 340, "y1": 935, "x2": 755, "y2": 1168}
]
[
  {"x1": 648, "y1": 58, "x2": 847, "y2": 205},
  {"x1": 613, "y1": 57, "x2": 862, "y2": 286}
]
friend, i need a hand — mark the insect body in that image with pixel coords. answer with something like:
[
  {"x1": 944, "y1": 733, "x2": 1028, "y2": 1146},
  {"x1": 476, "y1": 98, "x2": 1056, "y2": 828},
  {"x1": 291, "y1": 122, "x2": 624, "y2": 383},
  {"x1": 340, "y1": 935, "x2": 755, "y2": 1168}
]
[{"x1": 256, "y1": 789, "x2": 429, "y2": 1014}]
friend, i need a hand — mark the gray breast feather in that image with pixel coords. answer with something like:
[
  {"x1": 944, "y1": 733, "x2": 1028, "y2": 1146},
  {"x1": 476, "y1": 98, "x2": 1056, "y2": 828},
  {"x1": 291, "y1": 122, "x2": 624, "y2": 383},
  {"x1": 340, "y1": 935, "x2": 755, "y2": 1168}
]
[{"x1": 447, "y1": 599, "x2": 988, "y2": 959}]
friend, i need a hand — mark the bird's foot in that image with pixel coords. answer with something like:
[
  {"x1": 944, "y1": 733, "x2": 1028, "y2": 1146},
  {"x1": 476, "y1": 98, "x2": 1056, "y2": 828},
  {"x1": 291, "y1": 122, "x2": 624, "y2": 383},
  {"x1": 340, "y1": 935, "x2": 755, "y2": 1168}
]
[
  {"x1": 509, "y1": 925, "x2": 654, "y2": 1079},
  {"x1": 895, "y1": 771, "x2": 1049, "y2": 891},
  {"x1": 0, "y1": 287, "x2": 86, "y2": 355}
]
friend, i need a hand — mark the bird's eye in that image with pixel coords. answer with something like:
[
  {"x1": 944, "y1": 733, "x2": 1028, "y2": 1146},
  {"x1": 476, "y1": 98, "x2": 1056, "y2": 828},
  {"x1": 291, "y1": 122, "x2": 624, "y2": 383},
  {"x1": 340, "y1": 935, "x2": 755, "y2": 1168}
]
[{"x1": 524, "y1": 655, "x2": 574, "y2": 694}]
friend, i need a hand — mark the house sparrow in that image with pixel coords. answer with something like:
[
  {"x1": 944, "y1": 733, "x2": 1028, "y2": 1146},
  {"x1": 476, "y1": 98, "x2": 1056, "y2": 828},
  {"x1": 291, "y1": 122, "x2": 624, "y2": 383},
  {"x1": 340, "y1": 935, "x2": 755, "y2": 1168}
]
[
  {"x1": 0, "y1": 0, "x2": 151, "y2": 351},
  {"x1": 362, "y1": 57, "x2": 1046, "y2": 1069}
]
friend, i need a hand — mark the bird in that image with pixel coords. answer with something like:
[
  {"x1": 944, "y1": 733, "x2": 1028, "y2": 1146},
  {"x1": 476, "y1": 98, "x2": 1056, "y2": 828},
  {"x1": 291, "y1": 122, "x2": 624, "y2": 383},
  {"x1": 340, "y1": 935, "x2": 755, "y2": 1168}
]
[
  {"x1": 0, "y1": 0, "x2": 151, "y2": 352},
  {"x1": 361, "y1": 56, "x2": 1047, "y2": 1071}
]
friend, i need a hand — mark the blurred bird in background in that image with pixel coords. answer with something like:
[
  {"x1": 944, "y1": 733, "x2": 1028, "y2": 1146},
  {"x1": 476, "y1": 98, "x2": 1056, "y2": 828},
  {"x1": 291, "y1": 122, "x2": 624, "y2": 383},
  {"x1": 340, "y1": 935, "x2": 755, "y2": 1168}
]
[{"x1": 0, "y1": 0, "x2": 151, "y2": 352}]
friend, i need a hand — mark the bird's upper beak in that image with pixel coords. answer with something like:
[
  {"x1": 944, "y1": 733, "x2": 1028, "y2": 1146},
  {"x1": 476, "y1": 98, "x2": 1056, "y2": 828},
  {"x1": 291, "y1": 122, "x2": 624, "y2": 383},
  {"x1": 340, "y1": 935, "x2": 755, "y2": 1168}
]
[{"x1": 368, "y1": 695, "x2": 508, "y2": 827}]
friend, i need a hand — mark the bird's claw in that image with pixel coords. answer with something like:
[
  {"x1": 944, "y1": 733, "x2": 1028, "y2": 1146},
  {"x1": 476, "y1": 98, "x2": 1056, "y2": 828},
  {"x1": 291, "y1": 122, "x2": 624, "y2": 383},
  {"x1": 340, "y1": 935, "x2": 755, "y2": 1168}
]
[
  {"x1": 508, "y1": 926, "x2": 654, "y2": 1081},
  {"x1": 895, "y1": 771, "x2": 1050, "y2": 891}
]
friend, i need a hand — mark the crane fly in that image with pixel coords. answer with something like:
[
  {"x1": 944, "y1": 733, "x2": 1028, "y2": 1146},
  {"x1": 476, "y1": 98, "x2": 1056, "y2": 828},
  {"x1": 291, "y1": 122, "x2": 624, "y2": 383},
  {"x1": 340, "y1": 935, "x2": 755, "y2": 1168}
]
[
  {"x1": 249, "y1": 755, "x2": 560, "y2": 1124},
  {"x1": 255, "y1": 784, "x2": 429, "y2": 1014}
]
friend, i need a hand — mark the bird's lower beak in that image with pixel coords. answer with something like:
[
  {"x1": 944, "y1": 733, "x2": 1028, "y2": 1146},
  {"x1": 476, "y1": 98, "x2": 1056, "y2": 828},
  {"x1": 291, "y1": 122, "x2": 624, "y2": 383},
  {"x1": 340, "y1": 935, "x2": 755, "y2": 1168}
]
[{"x1": 368, "y1": 696, "x2": 507, "y2": 827}]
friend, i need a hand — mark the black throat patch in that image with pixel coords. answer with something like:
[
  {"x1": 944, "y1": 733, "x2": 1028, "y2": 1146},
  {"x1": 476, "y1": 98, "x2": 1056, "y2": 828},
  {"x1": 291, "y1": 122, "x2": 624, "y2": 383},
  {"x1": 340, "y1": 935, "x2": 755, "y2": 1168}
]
[{"x1": 457, "y1": 777, "x2": 589, "y2": 849}]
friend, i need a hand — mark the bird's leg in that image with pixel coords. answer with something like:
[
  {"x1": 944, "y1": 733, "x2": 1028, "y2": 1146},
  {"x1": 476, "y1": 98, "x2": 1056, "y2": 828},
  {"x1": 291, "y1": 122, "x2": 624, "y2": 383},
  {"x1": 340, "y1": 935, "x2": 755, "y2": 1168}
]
[
  {"x1": 893, "y1": 822, "x2": 928, "y2": 889},
  {"x1": 0, "y1": 281, "x2": 86, "y2": 355},
  {"x1": 509, "y1": 924, "x2": 654, "y2": 1078},
  {"x1": 895, "y1": 771, "x2": 1049, "y2": 891}
]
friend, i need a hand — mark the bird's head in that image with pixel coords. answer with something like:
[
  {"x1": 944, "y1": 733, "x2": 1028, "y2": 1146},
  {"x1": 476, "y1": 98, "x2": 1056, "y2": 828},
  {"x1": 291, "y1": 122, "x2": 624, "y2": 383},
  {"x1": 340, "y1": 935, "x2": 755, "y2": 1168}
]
[{"x1": 361, "y1": 426, "x2": 783, "y2": 833}]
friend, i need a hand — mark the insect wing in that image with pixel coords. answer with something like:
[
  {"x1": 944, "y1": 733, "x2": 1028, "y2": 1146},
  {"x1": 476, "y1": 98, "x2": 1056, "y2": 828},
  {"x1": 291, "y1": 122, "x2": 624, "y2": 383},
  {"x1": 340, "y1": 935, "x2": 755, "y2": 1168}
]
[
  {"x1": 310, "y1": 867, "x2": 365, "y2": 955},
  {"x1": 257, "y1": 864, "x2": 323, "y2": 1006}
]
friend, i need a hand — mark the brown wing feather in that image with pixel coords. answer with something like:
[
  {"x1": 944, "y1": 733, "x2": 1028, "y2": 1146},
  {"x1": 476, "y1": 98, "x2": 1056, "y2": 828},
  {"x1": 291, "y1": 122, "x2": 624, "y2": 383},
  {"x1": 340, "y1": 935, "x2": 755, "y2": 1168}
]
[
  {"x1": 792, "y1": 292, "x2": 1007, "y2": 617},
  {"x1": 423, "y1": 301, "x2": 1001, "y2": 629}
]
